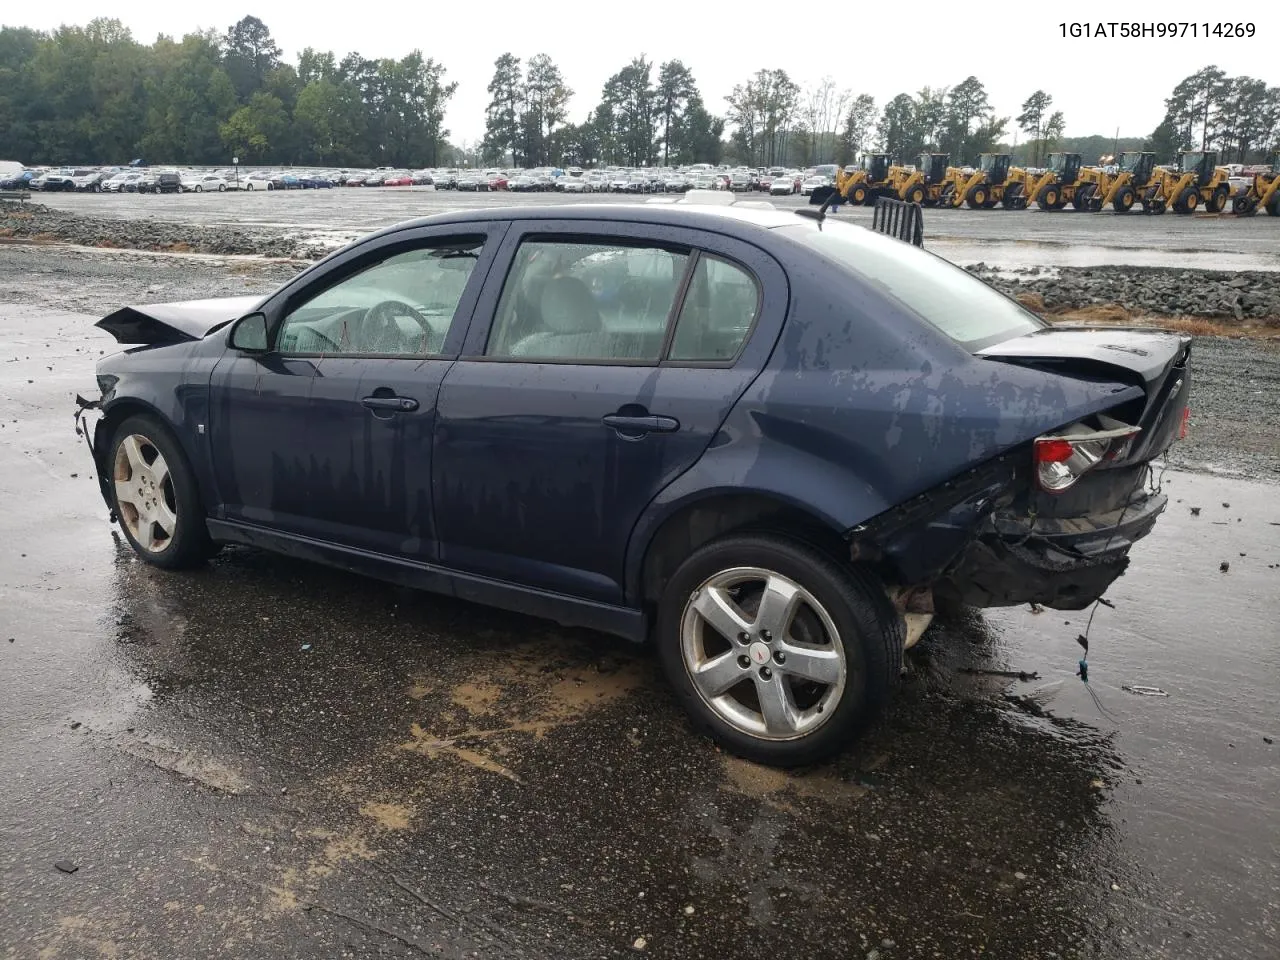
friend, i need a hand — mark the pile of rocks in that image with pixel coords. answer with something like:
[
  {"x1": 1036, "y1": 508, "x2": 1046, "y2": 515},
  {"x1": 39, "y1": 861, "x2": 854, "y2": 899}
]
[
  {"x1": 966, "y1": 263, "x2": 1280, "y2": 324},
  {"x1": 0, "y1": 202, "x2": 323, "y2": 260}
]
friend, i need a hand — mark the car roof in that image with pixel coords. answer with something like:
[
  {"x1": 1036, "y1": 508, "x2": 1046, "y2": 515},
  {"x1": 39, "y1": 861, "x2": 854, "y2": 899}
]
[{"x1": 394, "y1": 202, "x2": 803, "y2": 236}]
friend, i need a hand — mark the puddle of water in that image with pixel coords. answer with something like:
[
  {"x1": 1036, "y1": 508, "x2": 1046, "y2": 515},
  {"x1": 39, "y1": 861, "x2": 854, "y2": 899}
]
[{"x1": 929, "y1": 238, "x2": 1280, "y2": 272}]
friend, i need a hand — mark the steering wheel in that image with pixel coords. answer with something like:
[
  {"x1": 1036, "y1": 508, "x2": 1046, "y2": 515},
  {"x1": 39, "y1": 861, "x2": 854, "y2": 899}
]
[{"x1": 358, "y1": 300, "x2": 435, "y2": 354}]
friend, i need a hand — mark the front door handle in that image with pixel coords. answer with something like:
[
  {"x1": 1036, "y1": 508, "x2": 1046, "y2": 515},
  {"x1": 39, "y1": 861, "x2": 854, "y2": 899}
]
[
  {"x1": 601, "y1": 414, "x2": 680, "y2": 434},
  {"x1": 361, "y1": 395, "x2": 419, "y2": 412}
]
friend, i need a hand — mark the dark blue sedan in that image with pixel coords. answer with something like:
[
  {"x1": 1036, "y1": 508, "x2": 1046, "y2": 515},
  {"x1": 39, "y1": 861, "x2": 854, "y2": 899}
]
[{"x1": 79, "y1": 201, "x2": 1190, "y2": 765}]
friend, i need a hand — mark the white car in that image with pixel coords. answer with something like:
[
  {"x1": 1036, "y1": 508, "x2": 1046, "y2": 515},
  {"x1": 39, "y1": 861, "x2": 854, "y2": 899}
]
[
  {"x1": 560, "y1": 177, "x2": 592, "y2": 193},
  {"x1": 770, "y1": 176, "x2": 797, "y2": 196},
  {"x1": 181, "y1": 173, "x2": 228, "y2": 193},
  {"x1": 102, "y1": 172, "x2": 145, "y2": 193},
  {"x1": 800, "y1": 176, "x2": 830, "y2": 197}
]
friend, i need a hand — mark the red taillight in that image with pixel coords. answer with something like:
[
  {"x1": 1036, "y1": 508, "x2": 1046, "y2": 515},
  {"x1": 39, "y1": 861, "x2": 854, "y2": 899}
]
[
  {"x1": 1179, "y1": 406, "x2": 1190, "y2": 440},
  {"x1": 1034, "y1": 438, "x2": 1076, "y2": 463}
]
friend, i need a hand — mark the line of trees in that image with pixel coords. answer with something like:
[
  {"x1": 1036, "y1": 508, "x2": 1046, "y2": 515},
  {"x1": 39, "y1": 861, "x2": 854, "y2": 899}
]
[
  {"x1": 3, "y1": 22, "x2": 1277, "y2": 171},
  {"x1": 480, "y1": 54, "x2": 724, "y2": 168},
  {"x1": 0, "y1": 17, "x2": 457, "y2": 166},
  {"x1": 1148, "y1": 66, "x2": 1279, "y2": 164}
]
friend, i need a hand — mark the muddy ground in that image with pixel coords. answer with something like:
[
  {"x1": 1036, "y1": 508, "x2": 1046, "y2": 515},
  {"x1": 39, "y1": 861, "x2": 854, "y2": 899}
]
[{"x1": 1, "y1": 211, "x2": 1278, "y2": 960}]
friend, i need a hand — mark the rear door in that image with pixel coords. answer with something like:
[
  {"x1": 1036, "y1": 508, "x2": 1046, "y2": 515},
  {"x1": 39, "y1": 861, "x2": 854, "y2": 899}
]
[{"x1": 431, "y1": 220, "x2": 788, "y2": 603}]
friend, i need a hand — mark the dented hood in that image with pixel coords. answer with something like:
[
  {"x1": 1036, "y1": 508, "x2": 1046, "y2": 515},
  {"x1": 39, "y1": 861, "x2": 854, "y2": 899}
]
[{"x1": 96, "y1": 296, "x2": 263, "y2": 345}]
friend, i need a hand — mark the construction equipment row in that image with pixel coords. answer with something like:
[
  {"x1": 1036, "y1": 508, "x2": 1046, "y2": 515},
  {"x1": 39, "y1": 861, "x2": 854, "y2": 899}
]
[{"x1": 812, "y1": 151, "x2": 1280, "y2": 217}]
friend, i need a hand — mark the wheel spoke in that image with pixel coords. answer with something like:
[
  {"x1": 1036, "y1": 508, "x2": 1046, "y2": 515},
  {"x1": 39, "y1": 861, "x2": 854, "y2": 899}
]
[
  {"x1": 778, "y1": 643, "x2": 843, "y2": 686},
  {"x1": 692, "y1": 650, "x2": 747, "y2": 698},
  {"x1": 114, "y1": 483, "x2": 143, "y2": 513},
  {"x1": 154, "y1": 499, "x2": 177, "y2": 537},
  {"x1": 150, "y1": 454, "x2": 169, "y2": 489},
  {"x1": 691, "y1": 586, "x2": 750, "y2": 643},
  {"x1": 755, "y1": 674, "x2": 800, "y2": 736},
  {"x1": 753, "y1": 575, "x2": 803, "y2": 638},
  {"x1": 135, "y1": 519, "x2": 156, "y2": 551},
  {"x1": 121, "y1": 435, "x2": 148, "y2": 476}
]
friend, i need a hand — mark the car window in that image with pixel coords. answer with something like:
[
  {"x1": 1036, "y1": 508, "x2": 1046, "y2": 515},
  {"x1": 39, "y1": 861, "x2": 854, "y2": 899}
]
[
  {"x1": 668, "y1": 255, "x2": 759, "y2": 362},
  {"x1": 486, "y1": 239, "x2": 690, "y2": 362},
  {"x1": 778, "y1": 219, "x2": 1044, "y2": 350},
  {"x1": 277, "y1": 240, "x2": 483, "y2": 356}
]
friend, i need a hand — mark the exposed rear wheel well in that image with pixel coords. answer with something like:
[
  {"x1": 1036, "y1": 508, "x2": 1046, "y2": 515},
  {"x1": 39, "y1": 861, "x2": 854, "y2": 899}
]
[{"x1": 638, "y1": 494, "x2": 849, "y2": 607}]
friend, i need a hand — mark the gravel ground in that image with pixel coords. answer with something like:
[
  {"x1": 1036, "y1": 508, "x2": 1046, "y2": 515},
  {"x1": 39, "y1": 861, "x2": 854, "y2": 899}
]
[
  {"x1": 1, "y1": 201, "x2": 324, "y2": 259},
  {"x1": 969, "y1": 264, "x2": 1280, "y2": 324}
]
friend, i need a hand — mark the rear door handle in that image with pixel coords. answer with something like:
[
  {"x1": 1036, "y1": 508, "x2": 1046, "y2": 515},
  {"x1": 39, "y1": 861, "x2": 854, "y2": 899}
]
[
  {"x1": 601, "y1": 414, "x2": 680, "y2": 434},
  {"x1": 362, "y1": 395, "x2": 419, "y2": 412}
]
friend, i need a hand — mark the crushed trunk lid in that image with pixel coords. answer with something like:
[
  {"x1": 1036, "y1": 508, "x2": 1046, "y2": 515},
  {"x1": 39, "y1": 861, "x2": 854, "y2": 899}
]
[
  {"x1": 978, "y1": 325, "x2": 1191, "y2": 463},
  {"x1": 96, "y1": 295, "x2": 263, "y2": 345},
  {"x1": 977, "y1": 326, "x2": 1190, "y2": 398}
]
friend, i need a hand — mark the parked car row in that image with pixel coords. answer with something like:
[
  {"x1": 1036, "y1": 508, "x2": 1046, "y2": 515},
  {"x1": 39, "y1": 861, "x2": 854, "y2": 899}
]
[{"x1": 2, "y1": 160, "x2": 819, "y2": 200}]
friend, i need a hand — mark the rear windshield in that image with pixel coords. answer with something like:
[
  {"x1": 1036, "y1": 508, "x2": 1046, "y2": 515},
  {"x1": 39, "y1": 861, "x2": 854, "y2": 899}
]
[{"x1": 778, "y1": 220, "x2": 1044, "y2": 350}]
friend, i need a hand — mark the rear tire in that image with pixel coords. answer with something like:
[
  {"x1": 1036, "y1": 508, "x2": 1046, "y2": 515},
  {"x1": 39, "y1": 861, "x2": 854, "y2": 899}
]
[
  {"x1": 1037, "y1": 186, "x2": 1060, "y2": 211},
  {"x1": 849, "y1": 184, "x2": 868, "y2": 205},
  {"x1": 107, "y1": 414, "x2": 213, "y2": 570},
  {"x1": 965, "y1": 185, "x2": 988, "y2": 209},
  {"x1": 1207, "y1": 185, "x2": 1229, "y2": 213},
  {"x1": 1114, "y1": 186, "x2": 1135, "y2": 213},
  {"x1": 656, "y1": 533, "x2": 903, "y2": 767},
  {"x1": 1174, "y1": 187, "x2": 1199, "y2": 214},
  {"x1": 906, "y1": 184, "x2": 925, "y2": 205}
]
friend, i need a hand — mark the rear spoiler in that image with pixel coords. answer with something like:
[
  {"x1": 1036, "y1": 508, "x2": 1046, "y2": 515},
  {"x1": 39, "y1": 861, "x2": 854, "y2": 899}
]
[{"x1": 96, "y1": 295, "x2": 263, "y2": 345}]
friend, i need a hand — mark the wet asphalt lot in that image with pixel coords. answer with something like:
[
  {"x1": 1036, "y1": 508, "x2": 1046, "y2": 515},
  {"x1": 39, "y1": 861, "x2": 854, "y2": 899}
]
[{"x1": 1, "y1": 234, "x2": 1279, "y2": 959}]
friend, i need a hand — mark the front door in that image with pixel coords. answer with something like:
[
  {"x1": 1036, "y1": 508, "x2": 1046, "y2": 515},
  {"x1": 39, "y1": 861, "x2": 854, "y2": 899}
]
[
  {"x1": 432, "y1": 221, "x2": 788, "y2": 603},
  {"x1": 208, "y1": 225, "x2": 503, "y2": 560}
]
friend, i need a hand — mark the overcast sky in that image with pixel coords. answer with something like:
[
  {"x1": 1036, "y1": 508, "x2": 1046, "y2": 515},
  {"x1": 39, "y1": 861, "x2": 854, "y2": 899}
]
[{"x1": 6, "y1": 6, "x2": 1277, "y2": 147}]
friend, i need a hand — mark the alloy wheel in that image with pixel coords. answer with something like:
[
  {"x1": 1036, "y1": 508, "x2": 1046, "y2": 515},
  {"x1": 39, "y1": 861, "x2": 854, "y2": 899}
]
[
  {"x1": 113, "y1": 434, "x2": 177, "y2": 553},
  {"x1": 680, "y1": 567, "x2": 846, "y2": 741}
]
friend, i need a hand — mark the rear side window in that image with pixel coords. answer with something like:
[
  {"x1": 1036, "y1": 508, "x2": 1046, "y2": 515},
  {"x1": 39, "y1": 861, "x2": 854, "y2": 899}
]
[
  {"x1": 668, "y1": 255, "x2": 759, "y2": 361},
  {"x1": 779, "y1": 220, "x2": 1044, "y2": 350},
  {"x1": 486, "y1": 240, "x2": 690, "y2": 361}
]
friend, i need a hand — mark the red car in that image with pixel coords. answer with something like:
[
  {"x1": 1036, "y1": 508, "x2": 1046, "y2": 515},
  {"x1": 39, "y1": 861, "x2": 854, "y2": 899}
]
[
  {"x1": 383, "y1": 173, "x2": 414, "y2": 187},
  {"x1": 485, "y1": 173, "x2": 509, "y2": 191}
]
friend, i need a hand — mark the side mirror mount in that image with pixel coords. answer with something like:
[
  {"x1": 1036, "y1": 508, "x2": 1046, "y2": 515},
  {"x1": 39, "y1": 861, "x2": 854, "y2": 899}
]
[{"x1": 229, "y1": 312, "x2": 269, "y2": 353}]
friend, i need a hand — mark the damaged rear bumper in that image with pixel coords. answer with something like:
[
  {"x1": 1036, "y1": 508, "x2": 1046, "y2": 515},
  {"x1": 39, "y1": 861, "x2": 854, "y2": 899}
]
[{"x1": 937, "y1": 488, "x2": 1167, "y2": 610}]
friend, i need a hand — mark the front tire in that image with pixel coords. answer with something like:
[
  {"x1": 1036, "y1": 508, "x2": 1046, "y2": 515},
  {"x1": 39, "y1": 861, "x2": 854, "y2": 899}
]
[
  {"x1": 656, "y1": 533, "x2": 903, "y2": 767},
  {"x1": 108, "y1": 415, "x2": 212, "y2": 569}
]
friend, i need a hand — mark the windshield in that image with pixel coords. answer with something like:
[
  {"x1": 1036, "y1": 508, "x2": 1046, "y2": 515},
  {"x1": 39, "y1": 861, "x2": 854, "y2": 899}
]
[{"x1": 779, "y1": 220, "x2": 1044, "y2": 351}]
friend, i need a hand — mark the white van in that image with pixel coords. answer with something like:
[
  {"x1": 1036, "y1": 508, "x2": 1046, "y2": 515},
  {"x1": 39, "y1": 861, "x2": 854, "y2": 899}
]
[{"x1": 0, "y1": 161, "x2": 25, "y2": 181}]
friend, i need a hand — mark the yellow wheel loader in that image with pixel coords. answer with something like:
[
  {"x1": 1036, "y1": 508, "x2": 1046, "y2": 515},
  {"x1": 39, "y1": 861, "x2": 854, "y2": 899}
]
[
  {"x1": 1152, "y1": 151, "x2": 1232, "y2": 215},
  {"x1": 1230, "y1": 169, "x2": 1280, "y2": 216},
  {"x1": 1027, "y1": 153, "x2": 1094, "y2": 211},
  {"x1": 892, "y1": 153, "x2": 952, "y2": 205},
  {"x1": 1083, "y1": 152, "x2": 1159, "y2": 213},
  {"x1": 810, "y1": 154, "x2": 894, "y2": 207},
  {"x1": 948, "y1": 154, "x2": 1024, "y2": 210}
]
